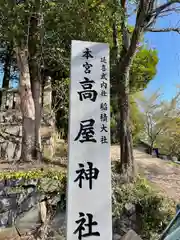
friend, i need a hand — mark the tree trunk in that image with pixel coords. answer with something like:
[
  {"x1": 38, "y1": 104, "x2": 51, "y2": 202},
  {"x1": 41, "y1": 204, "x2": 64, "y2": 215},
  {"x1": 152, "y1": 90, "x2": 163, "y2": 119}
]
[
  {"x1": 2, "y1": 42, "x2": 13, "y2": 88},
  {"x1": 28, "y1": 0, "x2": 42, "y2": 160},
  {"x1": 113, "y1": 0, "x2": 145, "y2": 182},
  {"x1": 118, "y1": 66, "x2": 135, "y2": 182},
  {"x1": 15, "y1": 47, "x2": 35, "y2": 162},
  {"x1": 150, "y1": 140, "x2": 154, "y2": 155},
  {"x1": 112, "y1": 16, "x2": 136, "y2": 181},
  {"x1": 0, "y1": 42, "x2": 13, "y2": 107},
  {"x1": 31, "y1": 78, "x2": 42, "y2": 160}
]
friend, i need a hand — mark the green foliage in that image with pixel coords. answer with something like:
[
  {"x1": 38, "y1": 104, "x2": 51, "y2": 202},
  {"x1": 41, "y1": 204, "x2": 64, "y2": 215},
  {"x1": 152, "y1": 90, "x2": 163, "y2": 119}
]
[
  {"x1": 156, "y1": 117, "x2": 180, "y2": 158},
  {"x1": 135, "y1": 178, "x2": 174, "y2": 239},
  {"x1": 52, "y1": 132, "x2": 68, "y2": 157},
  {"x1": 130, "y1": 94, "x2": 145, "y2": 143},
  {"x1": 112, "y1": 173, "x2": 175, "y2": 239},
  {"x1": 130, "y1": 48, "x2": 158, "y2": 93},
  {"x1": 43, "y1": 0, "x2": 114, "y2": 75},
  {"x1": 0, "y1": 0, "x2": 32, "y2": 45},
  {"x1": 110, "y1": 95, "x2": 119, "y2": 144},
  {"x1": 0, "y1": 0, "x2": 158, "y2": 143},
  {"x1": 138, "y1": 90, "x2": 180, "y2": 150},
  {"x1": 111, "y1": 116, "x2": 118, "y2": 144},
  {"x1": 111, "y1": 93, "x2": 145, "y2": 144},
  {"x1": 0, "y1": 169, "x2": 67, "y2": 195},
  {"x1": 110, "y1": 47, "x2": 158, "y2": 144},
  {"x1": 52, "y1": 78, "x2": 69, "y2": 133},
  {"x1": 0, "y1": 169, "x2": 66, "y2": 181},
  {"x1": 43, "y1": 0, "x2": 158, "y2": 141}
]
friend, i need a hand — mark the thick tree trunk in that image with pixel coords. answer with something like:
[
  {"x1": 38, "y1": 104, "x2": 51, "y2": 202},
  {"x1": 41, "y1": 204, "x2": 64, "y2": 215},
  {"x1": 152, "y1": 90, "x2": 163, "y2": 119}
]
[
  {"x1": 113, "y1": 0, "x2": 145, "y2": 182},
  {"x1": 113, "y1": 20, "x2": 136, "y2": 181},
  {"x1": 28, "y1": 0, "x2": 42, "y2": 160},
  {"x1": 15, "y1": 47, "x2": 35, "y2": 162},
  {"x1": 118, "y1": 66, "x2": 135, "y2": 182},
  {"x1": 31, "y1": 78, "x2": 42, "y2": 160}
]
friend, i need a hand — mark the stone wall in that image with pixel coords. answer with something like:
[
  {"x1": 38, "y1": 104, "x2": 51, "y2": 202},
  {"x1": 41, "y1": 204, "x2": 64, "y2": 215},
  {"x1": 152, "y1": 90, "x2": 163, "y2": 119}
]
[
  {"x1": 0, "y1": 173, "x2": 66, "y2": 239},
  {"x1": 0, "y1": 88, "x2": 19, "y2": 111},
  {"x1": 0, "y1": 173, "x2": 143, "y2": 240},
  {"x1": 0, "y1": 80, "x2": 55, "y2": 161}
]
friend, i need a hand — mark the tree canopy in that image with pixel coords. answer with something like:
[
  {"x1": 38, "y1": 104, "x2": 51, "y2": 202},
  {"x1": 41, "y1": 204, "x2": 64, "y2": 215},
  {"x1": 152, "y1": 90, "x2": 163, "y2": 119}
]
[
  {"x1": 0, "y1": 0, "x2": 179, "y2": 181},
  {"x1": 138, "y1": 89, "x2": 180, "y2": 153},
  {"x1": 0, "y1": 0, "x2": 158, "y2": 140}
]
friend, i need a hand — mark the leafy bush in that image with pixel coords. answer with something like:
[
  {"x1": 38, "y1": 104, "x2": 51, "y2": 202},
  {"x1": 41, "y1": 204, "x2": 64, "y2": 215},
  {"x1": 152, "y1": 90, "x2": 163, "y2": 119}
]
[
  {"x1": 5, "y1": 167, "x2": 174, "y2": 239},
  {"x1": 112, "y1": 170, "x2": 175, "y2": 239}
]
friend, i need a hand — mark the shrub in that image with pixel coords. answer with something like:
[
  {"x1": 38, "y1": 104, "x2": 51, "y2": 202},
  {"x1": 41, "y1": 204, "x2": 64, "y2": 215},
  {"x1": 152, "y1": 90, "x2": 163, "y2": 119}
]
[{"x1": 112, "y1": 171, "x2": 175, "y2": 239}]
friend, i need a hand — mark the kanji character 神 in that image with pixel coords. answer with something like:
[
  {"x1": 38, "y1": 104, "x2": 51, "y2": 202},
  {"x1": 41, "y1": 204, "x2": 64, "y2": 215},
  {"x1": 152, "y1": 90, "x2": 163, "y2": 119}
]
[{"x1": 74, "y1": 162, "x2": 99, "y2": 190}]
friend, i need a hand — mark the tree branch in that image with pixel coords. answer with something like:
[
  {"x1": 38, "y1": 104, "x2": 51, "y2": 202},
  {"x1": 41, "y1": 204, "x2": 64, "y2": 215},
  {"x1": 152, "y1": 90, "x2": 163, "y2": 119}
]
[
  {"x1": 119, "y1": 0, "x2": 146, "y2": 68},
  {"x1": 144, "y1": 1, "x2": 180, "y2": 30},
  {"x1": 147, "y1": 27, "x2": 180, "y2": 33},
  {"x1": 160, "y1": 7, "x2": 180, "y2": 14},
  {"x1": 152, "y1": 0, "x2": 180, "y2": 15}
]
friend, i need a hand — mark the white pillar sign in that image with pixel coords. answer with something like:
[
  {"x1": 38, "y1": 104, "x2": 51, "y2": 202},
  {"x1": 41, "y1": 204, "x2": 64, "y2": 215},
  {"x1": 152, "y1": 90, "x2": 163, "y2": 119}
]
[{"x1": 67, "y1": 40, "x2": 112, "y2": 240}]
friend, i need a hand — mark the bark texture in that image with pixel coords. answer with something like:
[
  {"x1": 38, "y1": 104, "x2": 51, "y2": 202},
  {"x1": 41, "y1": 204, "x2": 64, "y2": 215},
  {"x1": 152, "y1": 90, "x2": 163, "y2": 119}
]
[
  {"x1": 28, "y1": 0, "x2": 42, "y2": 160},
  {"x1": 2, "y1": 42, "x2": 13, "y2": 88},
  {"x1": 15, "y1": 47, "x2": 35, "y2": 162},
  {"x1": 118, "y1": 66, "x2": 135, "y2": 181},
  {"x1": 114, "y1": 0, "x2": 146, "y2": 181},
  {"x1": 0, "y1": 42, "x2": 13, "y2": 107}
]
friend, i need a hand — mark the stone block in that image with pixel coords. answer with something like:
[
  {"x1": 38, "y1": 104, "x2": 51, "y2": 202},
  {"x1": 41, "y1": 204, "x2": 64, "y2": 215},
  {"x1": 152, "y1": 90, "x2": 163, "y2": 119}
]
[
  {"x1": 19, "y1": 192, "x2": 39, "y2": 214},
  {"x1": 0, "y1": 191, "x2": 4, "y2": 197},
  {"x1": 124, "y1": 203, "x2": 136, "y2": 216},
  {"x1": 0, "y1": 198, "x2": 17, "y2": 213},
  {"x1": 18, "y1": 192, "x2": 27, "y2": 206},
  {"x1": 113, "y1": 234, "x2": 121, "y2": 240},
  {"x1": 121, "y1": 230, "x2": 142, "y2": 240},
  {"x1": 15, "y1": 205, "x2": 41, "y2": 236},
  {"x1": 6, "y1": 179, "x2": 23, "y2": 188},
  {"x1": 5, "y1": 187, "x2": 23, "y2": 196},
  {"x1": 51, "y1": 210, "x2": 66, "y2": 237},
  {"x1": 39, "y1": 201, "x2": 47, "y2": 223},
  {"x1": 7, "y1": 209, "x2": 18, "y2": 226},
  {"x1": 172, "y1": 156, "x2": 178, "y2": 162},
  {"x1": 0, "y1": 181, "x2": 5, "y2": 190},
  {"x1": 162, "y1": 155, "x2": 168, "y2": 160},
  {"x1": 26, "y1": 187, "x2": 36, "y2": 195},
  {"x1": 0, "y1": 211, "x2": 9, "y2": 227},
  {"x1": 47, "y1": 195, "x2": 61, "y2": 206},
  {"x1": 129, "y1": 213, "x2": 136, "y2": 222},
  {"x1": 7, "y1": 142, "x2": 16, "y2": 160},
  {"x1": 23, "y1": 179, "x2": 38, "y2": 187},
  {"x1": 0, "y1": 181, "x2": 5, "y2": 196}
]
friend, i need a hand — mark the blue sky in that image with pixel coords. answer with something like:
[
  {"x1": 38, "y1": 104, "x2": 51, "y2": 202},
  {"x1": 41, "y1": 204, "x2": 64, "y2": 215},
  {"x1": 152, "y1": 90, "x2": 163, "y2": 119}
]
[
  {"x1": 128, "y1": 2, "x2": 180, "y2": 101},
  {"x1": 144, "y1": 12, "x2": 180, "y2": 101}
]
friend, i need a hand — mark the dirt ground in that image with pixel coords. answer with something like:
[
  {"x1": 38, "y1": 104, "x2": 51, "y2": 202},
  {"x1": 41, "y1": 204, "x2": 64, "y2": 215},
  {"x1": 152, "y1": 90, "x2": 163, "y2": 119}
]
[
  {"x1": 111, "y1": 145, "x2": 180, "y2": 202},
  {"x1": 0, "y1": 145, "x2": 180, "y2": 201}
]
